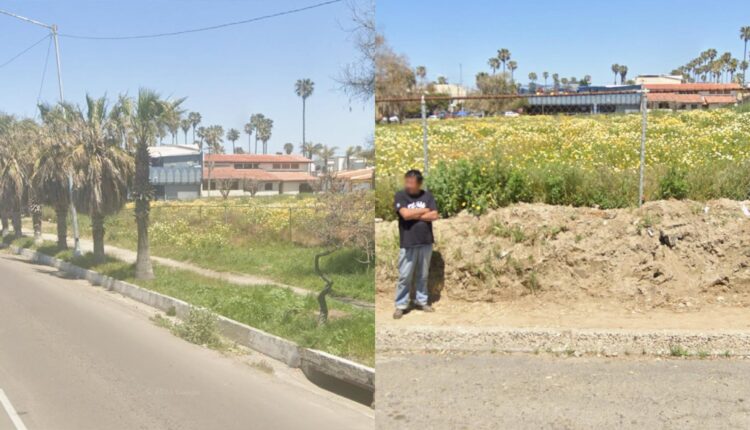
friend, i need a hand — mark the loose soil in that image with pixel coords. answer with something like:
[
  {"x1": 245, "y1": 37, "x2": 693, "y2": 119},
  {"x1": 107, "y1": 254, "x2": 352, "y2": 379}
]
[{"x1": 376, "y1": 199, "x2": 750, "y2": 329}]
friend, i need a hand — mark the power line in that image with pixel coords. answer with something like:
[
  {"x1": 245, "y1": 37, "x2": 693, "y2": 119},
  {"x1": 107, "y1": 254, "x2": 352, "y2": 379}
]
[
  {"x1": 59, "y1": 0, "x2": 342, "y2": 40},
  {"x1": 0, "y1": 33, "x2": 50, "y2": 68},
  {"x1": 37, "y1": 36, "x2": 53, "y2": 106}
]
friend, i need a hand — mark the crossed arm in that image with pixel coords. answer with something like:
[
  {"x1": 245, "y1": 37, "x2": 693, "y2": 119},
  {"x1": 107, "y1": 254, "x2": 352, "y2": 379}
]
[{"x1": 398, "y1": 207, "x2": 440, "y2": 222}]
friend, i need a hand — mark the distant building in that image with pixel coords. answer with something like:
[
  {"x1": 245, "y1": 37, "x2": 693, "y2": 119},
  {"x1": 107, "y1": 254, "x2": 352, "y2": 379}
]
[
  {"x1": 433, "y1": 83, "x2": 470, "y2": 111},
  {"x1": 148, "y1": 145, "x2": 203, "y2": 200},
  {"x1": 635, "y1": 75, "x2": 683, "y2": 85},
  {"x1": 333, "y1": 167, "x2": 374, "y2": 191},
  {"x1": 644, "y1": 83, "x2": 742, "y2": 110},
  {"x1": 314, "y1": 156, "x2": 368, "y2": 174},
  {"x1": 203, "y1": 154, "x2": 315, "y2": 197}
]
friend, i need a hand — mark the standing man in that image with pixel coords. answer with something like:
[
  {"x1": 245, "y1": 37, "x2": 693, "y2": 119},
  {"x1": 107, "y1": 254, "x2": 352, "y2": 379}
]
[{"x1": 393, "y1": 169, "x2": 439, "y2": 319}]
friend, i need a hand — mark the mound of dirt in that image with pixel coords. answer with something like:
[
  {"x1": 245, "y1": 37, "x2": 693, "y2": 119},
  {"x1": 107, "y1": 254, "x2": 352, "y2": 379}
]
[{"x1": 376, "y1": 199, "x2": 750, "y2": 312}]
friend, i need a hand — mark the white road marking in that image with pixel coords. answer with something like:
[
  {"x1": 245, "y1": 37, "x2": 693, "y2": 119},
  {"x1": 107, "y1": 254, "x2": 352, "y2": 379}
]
[{"x1": 0, "y1": 389, "x2": 28, "y2": 430}]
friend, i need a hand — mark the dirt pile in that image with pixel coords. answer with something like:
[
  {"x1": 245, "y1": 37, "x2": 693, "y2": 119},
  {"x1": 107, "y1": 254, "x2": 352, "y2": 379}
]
[{"x1": 376, "y1": 199, "x2": 750, "y2": 312}]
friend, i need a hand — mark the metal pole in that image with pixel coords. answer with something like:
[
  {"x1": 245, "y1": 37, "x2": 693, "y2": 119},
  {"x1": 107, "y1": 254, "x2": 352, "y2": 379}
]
[
  {"x1": 0, "y1": 9, "x2": 81, "y2": 255},
  {"x1": 421, "y1": 94, "x2": 428, "y2": 174},
  {"x1": 638, "y1": 89, "x2": 648, "y2": 207},
  {"x1": 51, "y1": 25, "x2": 81, "y2": 255}
]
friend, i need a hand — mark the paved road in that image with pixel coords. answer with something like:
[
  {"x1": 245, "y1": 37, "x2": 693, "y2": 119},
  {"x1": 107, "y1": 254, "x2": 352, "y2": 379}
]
[
  {"x1": 0, "y1": 253, "x2": 373, "y2": 430},
  {"x1": 377, "y1": 353, "x2": 750, "y2": 430}
]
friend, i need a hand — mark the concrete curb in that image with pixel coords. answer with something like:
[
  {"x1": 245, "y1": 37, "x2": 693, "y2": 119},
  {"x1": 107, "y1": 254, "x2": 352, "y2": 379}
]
[
  {"x1": 378, "y1": 325, "x2": 750, "y2": 357},
  {"x1": 9, "y1": 246, "x2": 374, "y2": 392}
]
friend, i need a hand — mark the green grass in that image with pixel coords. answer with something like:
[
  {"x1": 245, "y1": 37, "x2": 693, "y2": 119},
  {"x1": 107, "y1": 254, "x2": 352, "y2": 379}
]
[
  {"x1": 10, "y1": 238, "x2": 374, "y2": 366},
  {"x1": 35, "y1": 196, "x2": 374, "y2": 302}
]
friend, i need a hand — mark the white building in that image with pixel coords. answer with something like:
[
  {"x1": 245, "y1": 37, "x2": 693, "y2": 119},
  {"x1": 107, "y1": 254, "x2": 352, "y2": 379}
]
[{"x1": 203, "y1": 154, "x2": 315, "y2": 197}]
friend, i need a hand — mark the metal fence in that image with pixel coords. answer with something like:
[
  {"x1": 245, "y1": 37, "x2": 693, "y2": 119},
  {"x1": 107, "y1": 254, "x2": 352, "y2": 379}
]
[{"x1": 375, "y1": 88, "x2": 740, "y2": 208}]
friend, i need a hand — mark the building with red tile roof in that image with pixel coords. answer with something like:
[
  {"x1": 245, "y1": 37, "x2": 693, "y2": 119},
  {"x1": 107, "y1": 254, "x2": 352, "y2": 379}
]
[{"x1": 203, "y1": 153, "x2": 316, "y2": 196}]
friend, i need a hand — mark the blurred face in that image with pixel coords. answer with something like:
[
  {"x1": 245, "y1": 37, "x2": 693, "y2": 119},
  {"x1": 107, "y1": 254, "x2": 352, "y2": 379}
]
[{"x1": 404, "y1": 176, "x2": 422, "y2": 195}]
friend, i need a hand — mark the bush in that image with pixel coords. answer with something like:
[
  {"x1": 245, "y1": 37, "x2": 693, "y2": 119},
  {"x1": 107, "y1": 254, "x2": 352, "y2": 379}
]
[
  {"x1": 657, "y1": 166, "x2": 689, "y2": 200},
  {"x1": 174, "y1": 307, "x2": 222, "y2": 347}
]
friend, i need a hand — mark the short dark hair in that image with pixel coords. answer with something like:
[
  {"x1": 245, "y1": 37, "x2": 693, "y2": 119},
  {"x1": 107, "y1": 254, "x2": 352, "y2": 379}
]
[{"x1": 404, "y1": 169, "x2": 423, "y2": 183}]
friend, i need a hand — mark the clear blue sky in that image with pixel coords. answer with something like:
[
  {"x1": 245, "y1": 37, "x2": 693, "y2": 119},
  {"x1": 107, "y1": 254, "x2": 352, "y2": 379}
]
[
  {"x1": 378, "y1": 0, "x2": 749, "y2": 87},
  {"x1": 0, "y1": 0, "x2": 373, "y2": 154}
]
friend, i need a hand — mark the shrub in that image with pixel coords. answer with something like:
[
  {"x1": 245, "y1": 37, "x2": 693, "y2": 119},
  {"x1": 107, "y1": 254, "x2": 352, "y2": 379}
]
[{"x1": 657, "y1": 166, "x2": 689, "y2": 200}]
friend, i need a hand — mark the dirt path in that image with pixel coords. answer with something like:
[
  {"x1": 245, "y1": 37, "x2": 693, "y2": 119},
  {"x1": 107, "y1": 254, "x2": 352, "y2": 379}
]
[{"x1": 37, "y1": 233, "x2": 373, "y2": 310}]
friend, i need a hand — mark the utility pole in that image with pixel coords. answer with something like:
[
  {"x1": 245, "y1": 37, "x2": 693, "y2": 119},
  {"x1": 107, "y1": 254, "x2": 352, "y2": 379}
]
[{"x1": 1, "y1": 9, "x2": 82, "y2": 255}]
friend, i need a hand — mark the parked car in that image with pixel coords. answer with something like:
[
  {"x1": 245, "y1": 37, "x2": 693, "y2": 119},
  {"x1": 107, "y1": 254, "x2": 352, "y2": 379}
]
[{"x1": 504, "y1": 111, "x2": 520, "y2": 117}]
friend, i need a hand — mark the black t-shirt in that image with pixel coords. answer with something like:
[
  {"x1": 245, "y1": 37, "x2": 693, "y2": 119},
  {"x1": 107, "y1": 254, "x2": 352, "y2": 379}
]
[{"x1": 394, "y1": 189, "x2": 438, "y2": 248}]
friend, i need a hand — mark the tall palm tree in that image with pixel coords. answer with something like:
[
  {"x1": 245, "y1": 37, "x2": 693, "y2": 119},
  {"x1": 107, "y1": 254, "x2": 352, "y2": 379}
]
[
  {"x1": 497, "y1": 49, "x2": 511, "y2": 74},
  {"x1": 542, "y1": 71, "x2": 549, "y2": 91},
  {"x1": 415, "y1": 66, "x2": 427, "y2": 85},
  {"x1": 611, "y1": 64, "x2": 620, "y2": 85},
  {"x1": 243, "y1": 121, "x2": 254, "y2": 154},
  {"x1": 618, "y1": 65, "x2": 628, "y2": 84},
  {"x1": 69, "y1": 95, "x2": 134, "y2": 263},
  {"x1": 301, "y1": 141, "x2": 322, "y2": 159},
  {"x1": 283, "y1": 143, "x2": 294, "y2": 155},
  {"x1": 204, "y1": 125, "x2": 224, "y2": 196},
  {"x1": 344, "y1": 145, "x2": 362, "y2": 170},
  {"x1": 180, "y1": 119, "x2": 191, "y2": 146},
  {"x1": 130, "y1": 89, "x2": 177, "y2": 280},
  {"x1": 249, "y1": 113, "x2": 265, "y2": 154},
  {"x1": 488, "y1": 57, "x2": 500, "y2": 75},
  {"x1": 295, "y1": 79, "x2": 315, "y2": 151},
  {"x1": 187, "y1": 111, "x2": 201, "y2": 144},
  {"x1": 257, "y1": 118, "x2": 273, "y2": 154},
  {"x1": 0, "y1": 118, "x2": 37, "y2": 239},
  {"x1": 226, "y1": 128, "x2": 240, "y2": 154},
  {"x1": 316, "y1": 145, "x2": 338, "y2": 174},
  {"x1": 741, "y1": 26, "x2": 750, "y2": 85},
  {"x1": 508, "y1": 60, "x2": 518, "y2": 83}
]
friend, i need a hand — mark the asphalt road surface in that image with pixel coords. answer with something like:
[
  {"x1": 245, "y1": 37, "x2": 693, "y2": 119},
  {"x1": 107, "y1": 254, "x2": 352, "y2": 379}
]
[
  {"x1": 0, "y1": 253, "x2": 373, "y2": 430},
  {"x1": 377, "y1": 352, "x2": 750, "y2": 429}
]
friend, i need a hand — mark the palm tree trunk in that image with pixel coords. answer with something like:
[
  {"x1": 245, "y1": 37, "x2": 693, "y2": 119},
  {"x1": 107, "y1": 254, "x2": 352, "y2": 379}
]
[
  {"x1": 302, "y1": 98, "x2": 306, "y2": 151},
  {"x1": 254, "y1": 136, "x2": 258, "y2": 154},
  {"x1": 134, "y1": 143, "x2": 155, "y2": 280},
  {"x1": 744, "y1": 40, "x2": 748, "y2": 85},
  {"x1": 55, "y1": 204, "x2": 68, "y2": 250},
  {"x1": 1, "y1": 213, "x2": 8, "y2": 237},
  {"x1": 11, "y1": 206, "x2": 22, "y2": 239},
  {"x1": 91, "y1": 212, "x2": 106, "y2": 264},
  {"x1": 30, "y1": 200, "x2": 43, "y2": 246},
  {"x1": 248, "y1": 135, "x2": 252, "y2": 154}
]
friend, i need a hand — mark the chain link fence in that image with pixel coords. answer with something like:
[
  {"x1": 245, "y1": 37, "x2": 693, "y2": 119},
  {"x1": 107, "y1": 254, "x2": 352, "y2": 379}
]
[{"x1": 375, "y1": 88, "x2": 750, "y2": 218}]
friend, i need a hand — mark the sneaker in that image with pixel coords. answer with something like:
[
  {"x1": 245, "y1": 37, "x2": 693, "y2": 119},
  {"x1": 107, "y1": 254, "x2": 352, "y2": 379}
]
[
  {"x1": 393, "y1": 309, "x2": 405, "y2": 319},
  {"x1": 419, "y1": 304, "x2": 435, "y2": 312}
]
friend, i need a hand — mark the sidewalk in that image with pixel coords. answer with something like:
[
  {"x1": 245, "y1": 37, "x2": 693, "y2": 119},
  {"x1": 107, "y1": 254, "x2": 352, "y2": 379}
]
[{"x1": 39, "y1": 233, "x2": 373, "y2": 310}]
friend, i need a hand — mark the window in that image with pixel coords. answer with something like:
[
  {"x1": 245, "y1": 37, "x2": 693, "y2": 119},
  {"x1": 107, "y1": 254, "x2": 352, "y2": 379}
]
[
  {"x1": 291, "y1": 163, "x2": 299, "y2": 169},
  {"x1": 235, "y1": 163, "x2": 259, "y2": 169},
  {"x1": 272, "y1": 163, "x2": 281, "y2": 169},
  {"x1": 264, "y1": 182, "x2": 273, "y2": 191},
  {"x1": 282, "y1": 163, "x2": 290, "y2": 169}
]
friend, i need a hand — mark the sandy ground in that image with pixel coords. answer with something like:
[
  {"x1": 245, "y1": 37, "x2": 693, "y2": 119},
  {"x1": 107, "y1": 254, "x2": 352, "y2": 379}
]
[
  {"x1": 377, "y1": 199, "x2": 750, "y2": 329},
  {"x1": 376, "y1": 352, "x2": 750, "y2": 430}
]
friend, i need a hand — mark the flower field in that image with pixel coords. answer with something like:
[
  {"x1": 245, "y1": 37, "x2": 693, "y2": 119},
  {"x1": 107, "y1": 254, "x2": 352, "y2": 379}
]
[
  {"x1": 376, "y1": 109, "x2": 750, "y2": 176},
  {"x1": 375, "y1": 110, "x2": 750, "y2": 218}
]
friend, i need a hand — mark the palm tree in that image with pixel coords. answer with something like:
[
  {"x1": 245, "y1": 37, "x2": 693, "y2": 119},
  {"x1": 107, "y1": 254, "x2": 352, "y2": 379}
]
[
  {"x1": 618, "y1": 65, "x2": 628, "y2": 84},
  {"x1": 611, "y1": 64, "x2": 620, "y2": 85},
  {"x1": 180, "y1": 119, "x2": 191, "y2": 145},
  {"x1": 295, "y1": 79, "x2": 315, "y2": 151},
  {"x1": 70, "y1": 95, "x2": 134, "y2": 263},
  {"x1": 257, "y1": 118, "x2": 273, "y2": 154},
  {"x1": 36, "y1": 103, "x2": 76, "y2": 248},
  {"x1": 187, "y1": 111, "x2": 201, "y2": 144},
  {"x1": 130, "y1": 89, "x2": 180, "y2": 280},
  {"x1": 226, "y1": 128, "x2": 240, "y2": 154},
  {"x1": 488, "y1": 57, "x2": 500, "y2": 75},
  {"x1": 552, "y1": 73, "x2": 560, "y2": 91},
  {"x1": 204, "y1": 125, "x2": 224, "y2": 196},
  {"x1": 741, "y1": 26, "x2": 750, "y2": 85},
  {"x1": 508, "y1": 60, "x2": 518, "y2": 84},
  {"x1": 0, "y1": 117, "x2": 35, "y2": 239},
  {"x1": 415, "y1": 66, "x2": 427, "y2": 85},
  {"x1": 497, "y1": 49, "x2": 511, "y2": 74},
  {"x1": 283, "y1": 143, "x2": 294, "y2": 155},
  {"x1": 249, "y1": 113, "x2": 265, "y2": 154},
  {"x1": 301, "y1": 141, "x2": 322, "y2": 159},
  {"x1": 243, "y1": 121, "x2": 254, "y2": 153},
  {"x1": 542, "y1": 71, "x2": 549, "y2": 91},
  {"x1": 344, "y1": 145, "x2": 362, "y2": 170},
  {"x1": 316, "y1": 145, "x2": 338, "y2": 173}
]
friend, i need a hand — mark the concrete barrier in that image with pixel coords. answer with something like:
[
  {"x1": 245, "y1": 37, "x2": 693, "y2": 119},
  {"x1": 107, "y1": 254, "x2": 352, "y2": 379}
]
[{"x1": 8, "y1": 246, "x2": 374, "y2": 392}]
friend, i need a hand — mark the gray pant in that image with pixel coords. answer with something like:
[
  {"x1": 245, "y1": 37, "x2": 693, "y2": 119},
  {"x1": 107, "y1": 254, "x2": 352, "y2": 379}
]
[{"x1": 395, "y1": 244, "x2": 433, "y2": 310}]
